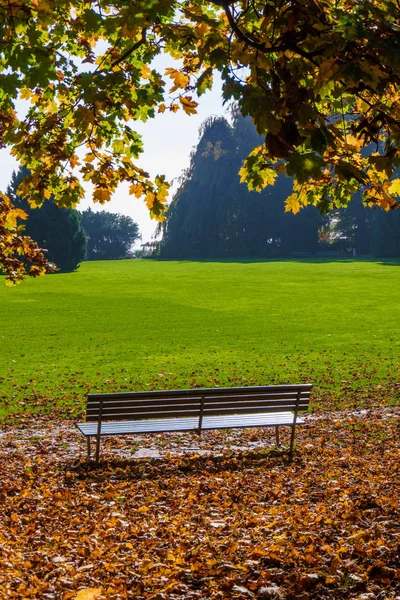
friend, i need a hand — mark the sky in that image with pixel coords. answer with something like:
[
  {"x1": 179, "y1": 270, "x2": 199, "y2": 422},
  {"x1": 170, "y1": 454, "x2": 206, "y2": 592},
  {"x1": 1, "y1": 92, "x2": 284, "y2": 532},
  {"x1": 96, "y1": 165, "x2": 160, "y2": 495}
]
[{"x1": 0, "y1": 73, "x2": 226, "y2": 249}]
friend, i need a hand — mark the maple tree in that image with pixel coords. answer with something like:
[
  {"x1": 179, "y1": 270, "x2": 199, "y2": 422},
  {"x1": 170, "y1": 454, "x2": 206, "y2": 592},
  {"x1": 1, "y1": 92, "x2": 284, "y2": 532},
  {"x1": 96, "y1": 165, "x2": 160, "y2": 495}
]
[{"x1": 1, "y1": 0, "x2": 400, "y2": 281}]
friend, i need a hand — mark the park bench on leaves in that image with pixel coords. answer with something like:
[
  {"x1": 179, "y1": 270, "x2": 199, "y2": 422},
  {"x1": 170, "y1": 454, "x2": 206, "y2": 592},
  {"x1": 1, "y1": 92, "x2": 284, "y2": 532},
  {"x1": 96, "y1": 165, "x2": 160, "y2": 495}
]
[{"x1": 76, "y1": 384, "x2": 312, "y2": 463}]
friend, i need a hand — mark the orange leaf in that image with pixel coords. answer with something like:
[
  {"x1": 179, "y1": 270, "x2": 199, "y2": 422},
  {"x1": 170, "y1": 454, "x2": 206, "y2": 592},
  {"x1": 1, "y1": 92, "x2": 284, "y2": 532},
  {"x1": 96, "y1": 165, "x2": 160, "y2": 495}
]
[{"x1": 73, "y1": 588, "x2": 103, "y2": 600}]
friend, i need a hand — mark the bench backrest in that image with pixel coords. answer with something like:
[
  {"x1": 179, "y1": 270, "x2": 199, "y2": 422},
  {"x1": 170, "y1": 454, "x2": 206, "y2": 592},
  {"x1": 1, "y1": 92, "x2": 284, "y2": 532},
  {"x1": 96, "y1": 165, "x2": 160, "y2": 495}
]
[{"x1": 86, "y1": 384, "x2": 312, "y2": 423}]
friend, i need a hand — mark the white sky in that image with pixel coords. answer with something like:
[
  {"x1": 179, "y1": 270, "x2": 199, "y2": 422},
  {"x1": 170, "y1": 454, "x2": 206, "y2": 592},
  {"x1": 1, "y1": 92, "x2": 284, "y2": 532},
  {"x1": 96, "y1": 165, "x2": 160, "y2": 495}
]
[{"x1": 0, "y1": 72, "x2": 226, "y2": 248}]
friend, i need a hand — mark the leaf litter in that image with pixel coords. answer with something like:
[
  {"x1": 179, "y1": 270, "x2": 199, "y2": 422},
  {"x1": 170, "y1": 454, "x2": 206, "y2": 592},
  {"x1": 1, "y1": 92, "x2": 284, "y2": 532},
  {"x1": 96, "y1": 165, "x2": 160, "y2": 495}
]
[{"x1": 0, "y1": 407, "x2": 399, "y2": 599}]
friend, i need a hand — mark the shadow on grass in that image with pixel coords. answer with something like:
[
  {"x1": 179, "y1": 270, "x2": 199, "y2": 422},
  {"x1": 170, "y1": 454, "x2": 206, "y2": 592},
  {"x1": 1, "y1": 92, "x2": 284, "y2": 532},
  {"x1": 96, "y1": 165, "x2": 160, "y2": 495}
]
[
  {"x1": 377, "y1": 260, "x2": 400, "y2": 267},
  {"x1": 155, "y1": 257, "x2": 400, "y2": 265},
  {"x1": 156, "y1": 257, "x2": 362, "y2": 265}
]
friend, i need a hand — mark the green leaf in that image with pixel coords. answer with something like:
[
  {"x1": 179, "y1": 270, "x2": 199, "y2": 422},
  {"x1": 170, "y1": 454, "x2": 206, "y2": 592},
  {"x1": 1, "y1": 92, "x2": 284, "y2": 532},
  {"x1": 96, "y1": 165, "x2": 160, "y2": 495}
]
[
  {"x1": 197, "y1": 68, "x2": 213, "y2": 96},
  {"x1": 310, "y1": 129, "x2": 327, "y2": 154},
  {"x1": 286, "y1": 152, "x2": 325, "y2": 183}
]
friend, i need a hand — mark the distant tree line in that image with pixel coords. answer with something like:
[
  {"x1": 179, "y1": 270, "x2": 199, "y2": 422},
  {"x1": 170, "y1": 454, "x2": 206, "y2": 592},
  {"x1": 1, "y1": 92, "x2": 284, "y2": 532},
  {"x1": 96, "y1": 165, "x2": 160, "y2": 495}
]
[
  {"x1": 159, "y1": 114, "x2": 400, "y2": 259},
  {"x1": 8, "y1": 168, "x2": 141, "y2": 272},
  {"x1": 80, "y1": 209, "x2": 140, "y2": 261}
]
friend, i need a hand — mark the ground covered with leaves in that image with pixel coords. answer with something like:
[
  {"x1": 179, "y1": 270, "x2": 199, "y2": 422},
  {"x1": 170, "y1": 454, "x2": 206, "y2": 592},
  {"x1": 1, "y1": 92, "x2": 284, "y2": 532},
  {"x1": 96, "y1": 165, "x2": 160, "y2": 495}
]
[{"x1": 1, "y1": 408, "x2": 399, "y2": 599}]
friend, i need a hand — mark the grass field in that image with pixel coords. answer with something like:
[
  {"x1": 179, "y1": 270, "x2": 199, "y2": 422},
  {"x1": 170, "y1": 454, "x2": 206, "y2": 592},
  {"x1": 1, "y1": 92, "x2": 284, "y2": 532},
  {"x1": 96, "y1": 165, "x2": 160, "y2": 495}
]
[{"x1": 1, "y1": 258, "x2": 400, "y2": 418}]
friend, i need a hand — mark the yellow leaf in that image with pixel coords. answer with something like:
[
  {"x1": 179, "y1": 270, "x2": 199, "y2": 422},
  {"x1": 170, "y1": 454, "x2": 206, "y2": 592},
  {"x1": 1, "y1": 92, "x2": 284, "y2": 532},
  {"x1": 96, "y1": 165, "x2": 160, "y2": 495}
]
[
  {"x1": 16, "y1": 178, "x2": 32, "y2": 198},
  {"x1": 179, "y1": 96, "x2": 198, "y2": 116},
  {"x1": 140, "y1": 65, "x2": 151, "y2": 79},
  {"x1": 84, "y1": 152, "x2": 96, "y2": 163},
  {"x1": 165, "y1": 67, "x2": 190, "y2": 92},
  {"x1": 388, "y1": 178, "x2": 400, "y2": 196},
  {"x1": 285, "y1": 193, "x2": 301, "y2": 214},
  {"x1": 93, "y1": 188, "x2": 111, "y2": 203},
  {"x1": 73, "y1": 588, "x2": 102, "y2": 600},
  {"x1": 129, "y1": 183, "x2": 144, "y2": 198},
  {"x1": 158, "y1": 103, "x2": 166, "y2": 114},
  {"x1": 36, "y1": 0, "x2": 52, "y2": 13},
  {"x1": 13, "y1": 208, "x2": 27, "y2": 220},
  {"x1": 69, "y1": 155, "x2": 80, "y2": 168},
  {"x1": 137, "y1": 505, "x2": 151, "y2": 513},
  {"x1": 19, "y1": 87, "x2": 32, "y2": 101},
  {"x1": 144, "y1": 193, "x2": 156, "y2": 210}
]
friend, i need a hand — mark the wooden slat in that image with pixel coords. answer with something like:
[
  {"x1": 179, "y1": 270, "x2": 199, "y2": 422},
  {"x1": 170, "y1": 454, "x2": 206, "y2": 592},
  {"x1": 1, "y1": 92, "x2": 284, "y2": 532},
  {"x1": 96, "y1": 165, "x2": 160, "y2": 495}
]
[
  {"x1": 202, "y1": 392, "x2": 309, "y2": 401},
  {"x1": 85, "y1": 393, "x2": 309, "y2": 413},
  {"x1": 203, "y1": 405, "x2": 308, "y2": 417},
  {"x1": 202, "y1": 397, "x2": 309, "y2": 410},
  {"x1": 87, "y1": 395, "x2": 203, "y2": 408},
  {"x1": 86, "y1": 409, "x2": 201, "y2": 423},
  {"x1": 86, "y1": 402, "x2": 309, "y2": 422},
  {"x1": 86, "y1": 401, "x2": 202, "y2": 416},
  {"x1": 86, "y1": 406, "x2": 308, "y2": 423},
  {"x1": 87, "y1": 402, "x2": 201, "y2": 416},
  {"x1": 87, "y1": 384, "x2": 312, "y2": 403},
  {"x1": 86, "y1": 397, "x2": 308, "y2": 414},
  {"x1": 86, "y1": 393, "x2": 309, "y2": 408}
]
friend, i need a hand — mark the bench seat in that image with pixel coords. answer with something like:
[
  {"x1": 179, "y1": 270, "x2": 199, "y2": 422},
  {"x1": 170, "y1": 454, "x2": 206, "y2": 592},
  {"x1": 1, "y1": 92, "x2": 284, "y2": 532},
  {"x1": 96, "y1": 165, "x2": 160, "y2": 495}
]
[
  {"x1": 77, "y1": 416, "x2": 200, "y2": 437},
  {"x1": 76, "y1": 411, "x2": 304, "y2": 438},
  {"x1": 76, "y1": 384, "x2": 312, "y2": 462}
]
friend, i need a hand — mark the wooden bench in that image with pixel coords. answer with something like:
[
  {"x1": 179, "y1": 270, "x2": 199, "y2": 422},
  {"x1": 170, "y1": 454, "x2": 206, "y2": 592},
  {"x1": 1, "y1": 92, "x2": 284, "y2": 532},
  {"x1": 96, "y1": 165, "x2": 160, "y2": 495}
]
[{"x1": 76, "y1": 384, "x2": 312, "y2": 463}]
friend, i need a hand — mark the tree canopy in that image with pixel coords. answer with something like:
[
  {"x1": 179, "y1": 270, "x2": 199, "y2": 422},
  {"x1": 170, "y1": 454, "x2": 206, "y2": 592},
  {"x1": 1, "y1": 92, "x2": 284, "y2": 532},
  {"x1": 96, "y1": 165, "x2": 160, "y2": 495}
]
[
  {"x1": 8, "y1": 167, "x2": 87, "y2": 272},
  {"x1": 80, "y1": 208, "x2": 140, "y2": 260},
  {"x1": 160, "y1": 114, "x2": 325, "y2": 258},
  {"x1": 1, "y1": 0, "x2": 400, "y2": 281}
]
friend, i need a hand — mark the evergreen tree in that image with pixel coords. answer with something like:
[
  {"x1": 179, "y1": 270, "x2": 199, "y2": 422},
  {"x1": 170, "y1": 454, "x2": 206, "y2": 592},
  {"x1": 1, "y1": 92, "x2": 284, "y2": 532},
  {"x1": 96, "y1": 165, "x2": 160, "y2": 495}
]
[
  {"x1": 160, "y1": 115, "x2": 324, "y2": 259},
  {"x1": 371, "y1": 210, "x2": 400, "y2": 257},
  {"x1": 7, "y1": 167, "x2": 87, "y2": 272},
  {"x1": 325, "y1": 192, "x2": 400, "y2": 257},
  {"x1": 80, "y1": 209, "x2": 140, "y2": 260}
]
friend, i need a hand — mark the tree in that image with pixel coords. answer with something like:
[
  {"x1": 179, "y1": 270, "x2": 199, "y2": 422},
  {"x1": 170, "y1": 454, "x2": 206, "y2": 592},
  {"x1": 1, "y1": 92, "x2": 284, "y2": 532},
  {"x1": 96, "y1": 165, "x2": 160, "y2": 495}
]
[
  {"x1": 7, "y1": 167, "x2": 87, "y2": 272},
  {"x1": 1, "y1": 0, "x2": 400, "y2": 280},
  {"x1": 371, "y1": 210, "x2": 400, "y2": 257},
  {"x1": 160, "y1": 114, "x2": 324, "y2": 258},
  {"x1": 80, "y1": 209, "x2": 141, "y2": 260}
]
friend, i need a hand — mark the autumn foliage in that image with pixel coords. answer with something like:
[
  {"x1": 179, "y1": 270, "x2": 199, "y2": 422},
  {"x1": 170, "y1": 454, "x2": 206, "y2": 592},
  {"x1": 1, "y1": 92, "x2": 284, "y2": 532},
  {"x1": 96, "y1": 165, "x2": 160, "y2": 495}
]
[
  {"x1": 1, "y1": 0, "x2": 400, "y2": 280},
  {"x1": 0, "y1": 192, "x2": 55, "y2": 283},
  {"x1": 1, "y1": 407, "x2": 399, "y2": 598}
]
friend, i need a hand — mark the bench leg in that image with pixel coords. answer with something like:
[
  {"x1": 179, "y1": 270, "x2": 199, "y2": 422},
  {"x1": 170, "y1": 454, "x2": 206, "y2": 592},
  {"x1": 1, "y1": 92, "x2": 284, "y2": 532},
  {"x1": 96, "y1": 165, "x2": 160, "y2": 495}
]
[
  {"x1": 95, "y1": 435, "x2": 101, "y2": 463},
  {"x1": 275, "y1": 426, "x2": 281, "y2": 447},
  {"x1": 289, "y1": 425, "x2": 296, "y2": 460},
  {"x1": 87, "y1": 437, "x2": 91, "y2": 461}
]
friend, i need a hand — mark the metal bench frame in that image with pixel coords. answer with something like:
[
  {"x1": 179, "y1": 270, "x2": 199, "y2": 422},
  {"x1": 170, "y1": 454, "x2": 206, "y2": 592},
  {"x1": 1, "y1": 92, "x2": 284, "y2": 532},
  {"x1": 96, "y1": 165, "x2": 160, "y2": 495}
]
[{"x1": 76, "y1": 384, "x2": 312, "y2": 463}]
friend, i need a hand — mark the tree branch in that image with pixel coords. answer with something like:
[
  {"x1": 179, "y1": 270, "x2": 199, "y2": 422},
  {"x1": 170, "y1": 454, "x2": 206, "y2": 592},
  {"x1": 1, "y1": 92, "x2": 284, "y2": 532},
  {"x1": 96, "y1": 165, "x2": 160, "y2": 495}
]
[
  {"x1": 222, "y1": 1, "x2": 280, "y2": 53},
  {"x1": 222, "y1": 1, "x2": 318, "y2": 63},
  {"x1": 109, "y1": 28, "x2": 147, "y2": 69}
]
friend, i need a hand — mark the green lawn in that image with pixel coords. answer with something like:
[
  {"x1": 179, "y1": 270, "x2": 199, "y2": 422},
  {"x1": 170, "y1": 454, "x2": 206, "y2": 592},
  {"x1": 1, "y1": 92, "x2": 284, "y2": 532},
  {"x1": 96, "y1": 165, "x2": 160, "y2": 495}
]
[{"x1": 1, "y1": 258, "x2": 400, "y2": 417}]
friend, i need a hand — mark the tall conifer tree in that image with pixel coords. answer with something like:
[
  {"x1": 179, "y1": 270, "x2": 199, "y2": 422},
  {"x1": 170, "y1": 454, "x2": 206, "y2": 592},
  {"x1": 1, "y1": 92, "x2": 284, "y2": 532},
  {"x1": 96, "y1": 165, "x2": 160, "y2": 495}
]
[
  {"x1": 7, "y1": 168, "x2": 87, "y2": 273},
  {"x1": 160, "y1": 115, "x2": 324, "y2": 259}
]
